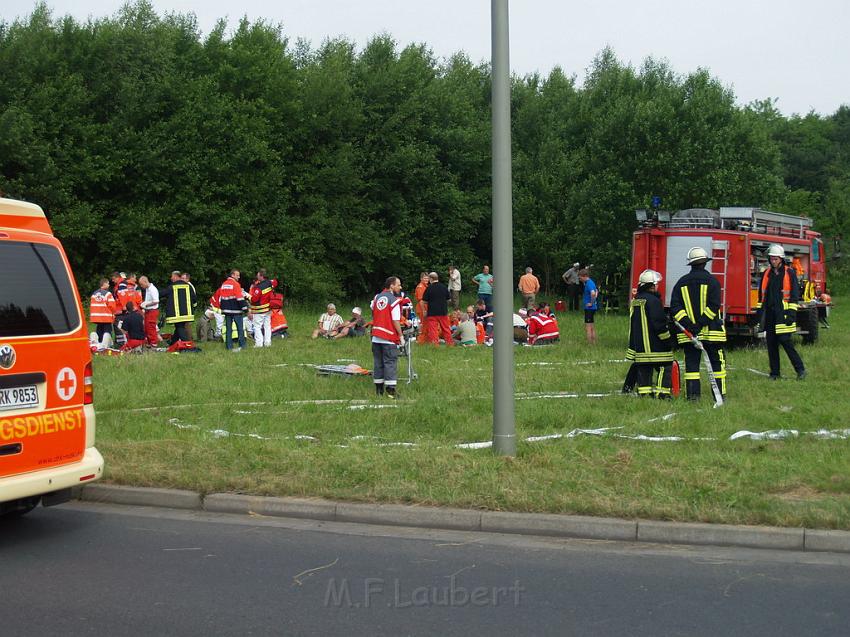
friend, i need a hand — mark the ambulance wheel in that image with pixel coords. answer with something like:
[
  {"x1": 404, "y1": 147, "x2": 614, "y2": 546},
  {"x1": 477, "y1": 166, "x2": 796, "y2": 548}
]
[{"x1": 1, "y1": 496, "x2": 40, "y2": 518}]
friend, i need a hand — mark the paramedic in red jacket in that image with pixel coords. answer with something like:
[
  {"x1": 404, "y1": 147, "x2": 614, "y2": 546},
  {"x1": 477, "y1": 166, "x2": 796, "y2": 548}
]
[
  {"x1": 216, "y1": 270, "x2": 248, "y2": 351},
  {"x1": 370, "y1": 277, "x2": 405, "y2": 399},
  {"x1": 527, "y1": 306, "x2": 560, "y2": 345},
  {"x1": 249, "y1": 269, "x2": 275, "y2": 348}
]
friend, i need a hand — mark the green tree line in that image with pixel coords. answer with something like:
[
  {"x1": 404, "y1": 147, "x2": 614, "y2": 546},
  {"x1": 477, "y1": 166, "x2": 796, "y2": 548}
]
[{"x1": 1, "y1": 2, "x2": 847, "y2": 301}]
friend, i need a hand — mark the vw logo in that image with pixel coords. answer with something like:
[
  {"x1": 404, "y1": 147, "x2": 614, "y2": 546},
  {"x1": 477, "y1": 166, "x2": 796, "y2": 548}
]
[{"x1": 0, "y1": 344, "x2": 15, "y2": 370}]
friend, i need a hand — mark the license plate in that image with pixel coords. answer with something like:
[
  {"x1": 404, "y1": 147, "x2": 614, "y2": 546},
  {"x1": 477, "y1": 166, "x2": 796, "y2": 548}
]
[{"x1": 0, "y1": 385, "x2": 38, "y2": 411}]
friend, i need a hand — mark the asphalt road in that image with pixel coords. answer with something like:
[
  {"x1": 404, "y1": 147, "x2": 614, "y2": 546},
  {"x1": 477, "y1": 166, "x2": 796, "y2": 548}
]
[{"x1": 1, "y1": 502, "x2": 849, "y2": 636}]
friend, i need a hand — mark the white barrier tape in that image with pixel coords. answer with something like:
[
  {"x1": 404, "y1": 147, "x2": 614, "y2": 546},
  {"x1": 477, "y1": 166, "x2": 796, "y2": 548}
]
[
  {"x1": 747, "y1": 368, "x2": 772, "y2": 377},
  {"x1": 515, "y1": 392, "x2": 618, "y2": 400},
  {"x1": 729, "y1": 429, "x2": 798, "y2": 440},
  {"x1": 347, "y1": 404, "x2": 398, "y2": 410},
  {"x1": 647, "y1": 413, "x2": 677, "y2": 422}
]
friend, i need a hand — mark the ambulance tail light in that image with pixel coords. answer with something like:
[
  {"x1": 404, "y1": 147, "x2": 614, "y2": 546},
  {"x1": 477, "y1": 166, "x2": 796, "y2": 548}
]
[{"x1": 84, "y1": 361, "x2": 94, "y2": 405}]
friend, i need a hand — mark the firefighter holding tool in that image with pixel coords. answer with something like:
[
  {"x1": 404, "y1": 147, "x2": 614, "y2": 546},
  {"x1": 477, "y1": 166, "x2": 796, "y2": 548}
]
[{"x1": 670, "y1": 247, "x2": 728, "y2": 402}]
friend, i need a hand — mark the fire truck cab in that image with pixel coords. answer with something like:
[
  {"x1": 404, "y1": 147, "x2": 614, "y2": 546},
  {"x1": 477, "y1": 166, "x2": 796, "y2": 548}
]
[{"x1": 631, "y1": 207, "x2": 828, "y2": 343}]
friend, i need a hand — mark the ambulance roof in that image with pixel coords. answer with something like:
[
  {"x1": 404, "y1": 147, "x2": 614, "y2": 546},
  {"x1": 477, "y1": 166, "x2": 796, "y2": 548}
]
[{"x1": 0, "y1": 197, "x2": 52, "y2": 235}]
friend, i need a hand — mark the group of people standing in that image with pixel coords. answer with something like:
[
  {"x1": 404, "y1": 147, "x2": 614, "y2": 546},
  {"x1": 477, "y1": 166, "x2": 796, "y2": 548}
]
[
  {"x1": 88, "y1": 271, "x2": 195, "y2": 350},
  {"x1": 625, "y1": 243, "x2": 807, "y2": 401},
  {"x1": 88, "y1": 269, "x2": 285, "y2": 352}
]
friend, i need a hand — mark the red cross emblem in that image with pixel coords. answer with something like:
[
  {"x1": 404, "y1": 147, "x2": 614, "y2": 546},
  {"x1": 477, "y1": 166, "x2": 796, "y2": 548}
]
[{"x1": 56, "y1": 367, "x2": 77, "y2": 401}]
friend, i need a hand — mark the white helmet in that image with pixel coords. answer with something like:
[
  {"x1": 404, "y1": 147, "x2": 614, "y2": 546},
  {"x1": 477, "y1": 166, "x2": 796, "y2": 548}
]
[
  {"x1": 767, "y1": 244, "x2": 785, "y2": 258},
  {"x1": 638, "y1": 269, "x2": 662, "y2": 285},
  {"x1": 686, "y1": 246, "x2": 711, "y2": 265}
]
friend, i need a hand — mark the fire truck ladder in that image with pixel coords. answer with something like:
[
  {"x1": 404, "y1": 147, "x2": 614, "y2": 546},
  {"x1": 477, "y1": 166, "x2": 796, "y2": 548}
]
[{"x1": 711, "y1": 240, "x2": 729, "y2": 315}]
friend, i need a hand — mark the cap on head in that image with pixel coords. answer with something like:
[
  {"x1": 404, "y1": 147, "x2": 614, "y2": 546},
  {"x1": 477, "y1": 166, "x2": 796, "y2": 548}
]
[
  {"x1": 352, "y1": 307, "x2": 362, "y2": 315},
  {"x1": 573, "y1": 262, "x2": 580, "y2": 268},
  {"x1": 518, "y1": 308, "x2": 527, "y2": 316},
  {"x1": 767, "y1": 244, "x2": 785, "y2": 259},
  {"x1": 638, "y1": 269, "x2": 662, "y2": 285},
  {"x1": 686, "y1": 247, "x2": 711, "y2": 265}
]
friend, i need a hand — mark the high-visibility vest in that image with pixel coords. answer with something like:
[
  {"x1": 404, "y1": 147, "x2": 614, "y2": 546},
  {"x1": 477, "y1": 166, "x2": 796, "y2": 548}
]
[
  {"x1": 90, "y1": 289, "x2": 117, "y2": 323},
  {"x1": 115, "y1": 283, "x2": 142, "y2": 312},
  {"x1": 758, "y1": 266, "x2": 799, "y2": 334},
  {"x1": 371, "y1": 291, "x2": 401, "y2": 343},
  {"x1": 165, "y1": 282, "x2": 194, "y2": 324},
  {"x1": 760, "y1": 268, "x2": 791, "y2": 303},
  {"x1": 249, "y1": 279, "x2": 274, "y2": 313}
]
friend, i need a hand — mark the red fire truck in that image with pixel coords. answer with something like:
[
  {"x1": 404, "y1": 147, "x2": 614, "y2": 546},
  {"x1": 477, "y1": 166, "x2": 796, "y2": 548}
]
[{"x1": 630, "y1": 207, "x2": 828, "y2": 343}]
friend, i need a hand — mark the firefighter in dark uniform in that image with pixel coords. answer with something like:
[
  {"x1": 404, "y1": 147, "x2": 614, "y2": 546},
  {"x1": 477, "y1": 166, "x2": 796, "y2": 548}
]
[
  {"x1": 670, "y1": 247, "x2": 727, "y2": 401},
  {"x1": 626, "y1": 270, "x2": 674, "y2": 398},
  {"x1": 757, "y1": 244, "x2": 806, "y2": 380},
  {"x1": 161, "y1": 270, "x2": 196, "y2": 344}
]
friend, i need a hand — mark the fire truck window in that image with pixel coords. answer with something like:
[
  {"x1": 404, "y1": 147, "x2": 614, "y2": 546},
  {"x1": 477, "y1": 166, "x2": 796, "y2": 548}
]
[
  {"x1": 0, "y1": 241, "x2": 80, "y2": 337},
  {"x1": 812, "y1": 239, "x2": 821, "y2": 262}
]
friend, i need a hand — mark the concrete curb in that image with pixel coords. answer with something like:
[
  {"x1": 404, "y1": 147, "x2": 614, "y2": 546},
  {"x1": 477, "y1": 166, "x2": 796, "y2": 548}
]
[
  {"x1": 79, "y1": 484, "x2": 202, "y2": 510},
  {"x1": 75, "y1": 484, "x2": 850, "y2": 553}
]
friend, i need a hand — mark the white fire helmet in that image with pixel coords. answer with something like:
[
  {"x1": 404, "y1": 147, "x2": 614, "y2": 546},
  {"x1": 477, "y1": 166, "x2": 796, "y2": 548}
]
[
  {"x1": 767, "y1": 244, "x2": 785, "y2": 259},
  {"x1": 638, "y1": 269, "x2": 662, "y2": 285},
  {"x1": 686, "y1": 246, "x2": 711, "y2": 265}
]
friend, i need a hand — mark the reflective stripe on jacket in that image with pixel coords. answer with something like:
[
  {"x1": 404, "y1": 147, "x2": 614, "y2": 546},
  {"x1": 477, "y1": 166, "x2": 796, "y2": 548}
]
[
  {"x1": 758, "y1": 266, "x2": 799, "y2": 334},
  {"x1": 528, "y1": 313, "x2": 559, "y2": 342},
  {"x1": 217, "y1": 277, "x2": 247, "y2": 315},
  {"x1": 371, "y1": 291, "x2": 401, "y2": 343},
  {"x1": 249, "y1": 279, "x2": 274, "y2": 313},
  {"x1": 626, "y1": 291, "x2": 673, "y2": 363},
  {"x1": 670, "y1": 268, "x2": 726, "y2": 344},
  {"x1": 90, "y1": 289, "x2": 117, "y2": 323},
  {"x1": 165, "y1": 282, "x2": 195, "y2": 324}
]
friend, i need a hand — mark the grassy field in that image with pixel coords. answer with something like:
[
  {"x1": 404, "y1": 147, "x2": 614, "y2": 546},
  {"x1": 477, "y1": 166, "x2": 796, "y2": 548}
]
[{"x1": 92, "y1": 297, "x2": 850, "y2": 529}]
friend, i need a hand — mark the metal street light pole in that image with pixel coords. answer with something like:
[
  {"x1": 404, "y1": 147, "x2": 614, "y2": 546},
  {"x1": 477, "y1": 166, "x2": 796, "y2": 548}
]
[{"x1": 491, "y1": 0, "x2": 516, "y2": 456}]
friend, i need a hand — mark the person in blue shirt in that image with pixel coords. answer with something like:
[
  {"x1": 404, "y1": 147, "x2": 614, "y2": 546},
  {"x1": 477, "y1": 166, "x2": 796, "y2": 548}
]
[
  {"x1": 580, "y1": 269, "x2": 598, "y2": 344},
  {"x1": 470, "y1": 265, "x2": 494, "y2": 312}
]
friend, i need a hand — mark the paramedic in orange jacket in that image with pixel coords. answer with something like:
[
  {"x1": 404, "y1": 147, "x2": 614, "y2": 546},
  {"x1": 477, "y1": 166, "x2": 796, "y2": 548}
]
[
  {"x1": 90, "y1": 278, "x2": 117, "y2": 347},
  {"x1": 414, "y1": 272, "x2": 429, "y2": 343}
]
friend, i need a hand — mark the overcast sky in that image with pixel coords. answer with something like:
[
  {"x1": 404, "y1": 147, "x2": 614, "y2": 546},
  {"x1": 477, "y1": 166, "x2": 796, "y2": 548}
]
[{"x1": 3, "y1": 0, "x2": 848, "y2": 116}]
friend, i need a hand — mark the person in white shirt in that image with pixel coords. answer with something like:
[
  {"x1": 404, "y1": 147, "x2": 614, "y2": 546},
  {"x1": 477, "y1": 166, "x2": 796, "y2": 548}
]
[
  {"x1": 448, "y1": 264, "x2": 462, "y2": 311},
  {"x1": 311, "y1": 303, "x2": 345, "y2": 339},
  {"x1": 138, "y1": 276, "x2": 160, "y2": 346},
  {"x1": 513, "y1": 308, "x2": 529, "y2": 343}
]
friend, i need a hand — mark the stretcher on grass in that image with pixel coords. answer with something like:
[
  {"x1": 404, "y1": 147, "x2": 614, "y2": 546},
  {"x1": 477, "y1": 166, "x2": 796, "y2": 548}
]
[{"x1": 316, "y1": 363, "x2": 371, "y2": 377}]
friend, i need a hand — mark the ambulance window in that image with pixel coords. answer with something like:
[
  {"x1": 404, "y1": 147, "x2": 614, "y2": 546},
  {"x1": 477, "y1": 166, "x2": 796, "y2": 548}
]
[
  {"x1": 0, "y1": 241, "x2": 80, "y2": 336},
  {"x1": 812, "y1": 239, "x2": 821, "y2": 262}
]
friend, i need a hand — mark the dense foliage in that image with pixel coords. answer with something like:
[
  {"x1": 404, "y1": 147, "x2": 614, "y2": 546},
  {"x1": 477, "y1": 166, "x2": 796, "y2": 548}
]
[{"x1": 1, "y1": 2, "x2": 847, "y2": 300}]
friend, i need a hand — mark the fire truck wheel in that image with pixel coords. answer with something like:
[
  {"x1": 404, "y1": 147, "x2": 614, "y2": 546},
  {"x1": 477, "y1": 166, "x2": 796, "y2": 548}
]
[{"x1": 798, "y1": 306, "x2": 819, "y2": 345}]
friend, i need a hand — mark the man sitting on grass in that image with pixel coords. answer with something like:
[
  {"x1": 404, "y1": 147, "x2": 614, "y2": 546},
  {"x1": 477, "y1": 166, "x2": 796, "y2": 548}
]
[
  {"x1": 452, "y1": 313, "x2": 478, "y2": 346},
  {"x1": 335, "y1": 307, "x2": 366, "y2": 339},
  {"x1": 117, "y1": 301, "x2": 147, "y2": 352},
  {"x1": 312, "y1": 303, "x2": 345, "y2": 339}
]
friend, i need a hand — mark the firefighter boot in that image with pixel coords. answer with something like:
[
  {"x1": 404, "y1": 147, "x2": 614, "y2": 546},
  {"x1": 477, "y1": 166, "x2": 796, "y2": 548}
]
[
  {"x1": 375, "y1": 383, "x2": 384, "y2": 396},
  {"x1": 686, "y1": 380, "x2": 701, "y2": 401}
]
